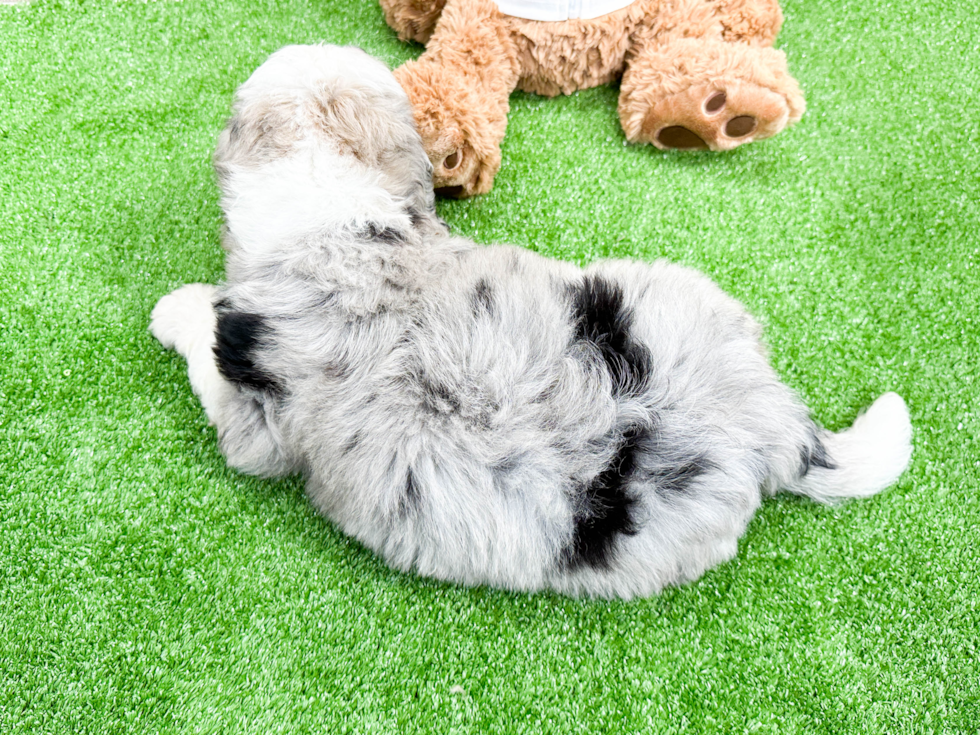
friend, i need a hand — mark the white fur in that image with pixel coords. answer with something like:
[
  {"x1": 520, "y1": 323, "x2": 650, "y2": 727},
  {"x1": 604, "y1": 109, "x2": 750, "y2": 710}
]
[
  {"x1": 784, "y1": 392, "x2": 913, "y2": 503},
  {"x1": 150, "y1": 283, "x2": 231, "y2": 424}
]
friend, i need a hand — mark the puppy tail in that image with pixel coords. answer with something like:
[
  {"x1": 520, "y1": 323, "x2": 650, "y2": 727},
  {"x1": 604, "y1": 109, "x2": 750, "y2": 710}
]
[{"x1": 783, "y1": 392, "x2": 913, "y2": 503}]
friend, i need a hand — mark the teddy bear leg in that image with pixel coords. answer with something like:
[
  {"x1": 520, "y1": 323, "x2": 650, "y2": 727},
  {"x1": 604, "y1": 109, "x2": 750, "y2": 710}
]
[
  {"x1": 618, "y1": 37, "x2": 805, "y2": 151},
  {"x1": 379, "y1": 0, "x2": 448, "y2": 44},
  {"x1": 393, "y1": 0, "x2": 521, "y2": 197}
]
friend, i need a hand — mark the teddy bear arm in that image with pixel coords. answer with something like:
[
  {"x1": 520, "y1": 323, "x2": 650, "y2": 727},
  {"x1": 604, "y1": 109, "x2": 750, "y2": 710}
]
[{"x1": 394, "y1": 0, "x2": 521, "y2": 197}]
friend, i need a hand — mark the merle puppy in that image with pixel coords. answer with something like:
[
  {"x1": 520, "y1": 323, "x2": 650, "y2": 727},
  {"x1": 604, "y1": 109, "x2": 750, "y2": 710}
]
[{"x1": 151, "y1": 45, "x2": 913, "y2": 599}]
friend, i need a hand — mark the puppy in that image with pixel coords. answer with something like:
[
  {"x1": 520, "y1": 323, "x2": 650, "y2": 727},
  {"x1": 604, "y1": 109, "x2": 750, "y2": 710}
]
[{"x1": 151, "y1": 45, "x2": 912, "y2": 599}]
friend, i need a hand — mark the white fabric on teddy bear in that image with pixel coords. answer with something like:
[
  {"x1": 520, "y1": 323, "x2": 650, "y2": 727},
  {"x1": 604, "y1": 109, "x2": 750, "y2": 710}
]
[{"x1": 494, "y1": 0, "x2": 634, "y2": 22}]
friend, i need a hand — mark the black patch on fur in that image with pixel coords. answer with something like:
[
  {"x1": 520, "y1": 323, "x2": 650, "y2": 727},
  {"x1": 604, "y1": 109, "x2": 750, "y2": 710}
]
[
  {"x1": 323, "y1": 360, "x2": 351, "y2": 381},
  {"x1": 472, "y1": 279, "x2": 495, "y2": 317},
  {"x1": 408, "y1": 208, "x2": 427, "y2": 229},
  {"x1": 383, "y1": 276, "x2": 409, "y2": 292},
  {"x1": 398, "y1": 467, "x2": 422, "y2": 517},
  {"x1": 531, "y1": 380, "x2": 559, "y2": 404},
  {"x1": 364, "y1": 222, "x2": 405, "y2": 244},
  {"x1": 566, "y1": 275, "x2": 652, "y2": 397},
  {"x1": 213, "y1": 305, "x2": 281, "y2": 393},
  {"x1": 405, "y1": 468, "x2": 420, "y2": 504},
  {"x1": 341, "y1": 431, "x2": 361, "y2": 456},
  {"x1": 800, "y1": 433, "x2": 836, "y2": 475},
  {"x1": 492, "y1": 455, "x2": 519, "y2": 476},
  {"x1": 652, "y1": 456, "x2": 713, "y2": 496},
  {"x1": 407, "y1": 206, "x2": 449, "y2": 232},
  {"x1": 490, "y1": 453, "x2": 528, "y2": 495},
  {"x1": 419, "y1": 374, "x2": 462, "y2": 415},
  {"x1": 565, "y1": 425, "x2": 645, "y2": 570},
  {"x1": 314, "y1": 291, "x2": 339, "y2": 310}
]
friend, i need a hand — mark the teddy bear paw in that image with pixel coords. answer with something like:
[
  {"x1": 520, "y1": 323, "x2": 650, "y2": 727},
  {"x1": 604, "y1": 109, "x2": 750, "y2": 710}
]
[
  {"x1": 431, "y1": 144, "x2": 481, "y2": 198},
  {"x1": 639, "y1": 80, "x2": 799, "y2": 152}
]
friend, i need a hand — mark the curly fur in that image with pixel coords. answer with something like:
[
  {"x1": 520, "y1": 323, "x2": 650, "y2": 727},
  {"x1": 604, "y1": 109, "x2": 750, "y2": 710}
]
[{"x1": 151, "y1": 46, "x2": 911, "y2": 599}]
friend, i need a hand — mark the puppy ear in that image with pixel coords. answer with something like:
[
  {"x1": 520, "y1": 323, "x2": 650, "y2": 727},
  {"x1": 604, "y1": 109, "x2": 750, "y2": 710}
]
[
  {"x1": 310, "y1": 85, "x2": 406, "y2": 165},
  {"x1": 213, "y1": 98, "x2": 299, "y2": 176},
  {"x1": 309, "y1": 81, "x2": 438, "y2": 208}
]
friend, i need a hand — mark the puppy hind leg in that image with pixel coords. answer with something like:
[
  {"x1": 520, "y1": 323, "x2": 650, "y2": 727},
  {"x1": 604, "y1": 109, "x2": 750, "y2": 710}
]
[
  {"x1": 150, "y1": 284, "x2": 294, "y2": 478},
  {"x1": 213, "y1": 393, "x2": 295, "y2": 479}
]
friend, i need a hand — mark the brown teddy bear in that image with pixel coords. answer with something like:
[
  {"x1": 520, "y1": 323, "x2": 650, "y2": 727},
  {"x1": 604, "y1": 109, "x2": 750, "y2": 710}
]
[{"x1": 380, "y1": 0, "x2": 805, "y2": 197}]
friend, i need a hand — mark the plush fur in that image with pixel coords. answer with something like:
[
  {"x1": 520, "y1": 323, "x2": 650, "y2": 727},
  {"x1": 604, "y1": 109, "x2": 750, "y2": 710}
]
[
  {"x1": 381, "y1": 0, "x2": 806, "y2": 196},
  {"x1": 151, "y1": 46, "x2": 911, "y2": 599}
]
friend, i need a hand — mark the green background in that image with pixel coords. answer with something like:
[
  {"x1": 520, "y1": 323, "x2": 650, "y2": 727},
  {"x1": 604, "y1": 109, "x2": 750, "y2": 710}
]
[{"x1": 1, "y1": 0, "x2": 977, "y2": 732}]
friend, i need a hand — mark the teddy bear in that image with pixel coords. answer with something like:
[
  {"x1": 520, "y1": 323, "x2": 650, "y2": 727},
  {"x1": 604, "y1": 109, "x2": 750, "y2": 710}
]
[{"x1": 380, "y1": 0, "x2": 805, "y2": 197}]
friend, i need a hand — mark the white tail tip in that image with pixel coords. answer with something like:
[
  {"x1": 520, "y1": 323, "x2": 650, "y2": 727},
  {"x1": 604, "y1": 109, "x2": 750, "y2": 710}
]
[{"x1": 792, "y1": 392, "x2": 913, "y2": 504}]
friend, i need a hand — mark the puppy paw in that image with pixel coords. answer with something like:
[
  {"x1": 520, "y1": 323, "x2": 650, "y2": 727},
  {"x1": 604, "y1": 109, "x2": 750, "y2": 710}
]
[{"x1": 150, "y1": 283, "x2": 218, "y2": 356}]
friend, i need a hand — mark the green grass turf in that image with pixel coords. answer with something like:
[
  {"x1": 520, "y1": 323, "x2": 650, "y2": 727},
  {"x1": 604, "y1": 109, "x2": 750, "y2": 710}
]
[{"x1": 1, "y1": 0, "x2": 978, "y2": 731}]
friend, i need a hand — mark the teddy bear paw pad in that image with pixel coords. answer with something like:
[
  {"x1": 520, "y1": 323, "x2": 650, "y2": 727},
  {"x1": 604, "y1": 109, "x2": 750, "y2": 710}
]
[{"x1": 641, "y1": 82, "x2": 791, "y2": 152}]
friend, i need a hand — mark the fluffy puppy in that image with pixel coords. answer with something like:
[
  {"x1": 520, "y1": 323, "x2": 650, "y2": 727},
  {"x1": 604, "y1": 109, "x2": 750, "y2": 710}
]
[{"x1": 151, "y1": 45, "x2": 912, "y2": 599}]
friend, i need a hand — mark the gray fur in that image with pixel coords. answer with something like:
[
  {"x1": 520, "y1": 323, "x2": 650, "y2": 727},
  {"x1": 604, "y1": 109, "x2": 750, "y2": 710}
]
[{"x1": 150, "y1": 45, "x2": 912, "y2": 599}]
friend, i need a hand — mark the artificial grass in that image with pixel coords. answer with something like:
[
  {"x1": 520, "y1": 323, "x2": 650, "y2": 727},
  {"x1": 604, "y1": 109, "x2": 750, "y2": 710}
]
[{"x1": 1, "y1": 0, "x2": 977, "y2": 732}]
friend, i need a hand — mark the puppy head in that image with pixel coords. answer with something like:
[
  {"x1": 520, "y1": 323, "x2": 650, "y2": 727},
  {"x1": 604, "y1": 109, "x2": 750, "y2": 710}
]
[{"x1": 214, "y1": 45, "x2": 438, "y2": 231}]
